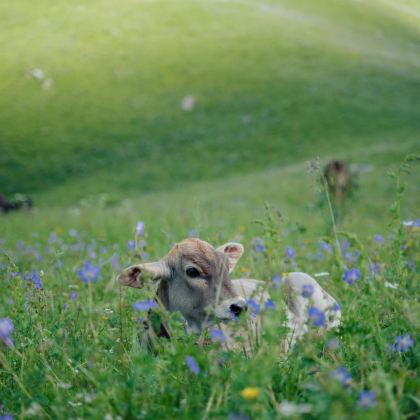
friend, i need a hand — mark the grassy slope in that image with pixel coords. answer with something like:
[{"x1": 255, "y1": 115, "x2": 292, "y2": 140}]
[{"x1": 0, "y1": 0, "x2": 419, "y2": 201}]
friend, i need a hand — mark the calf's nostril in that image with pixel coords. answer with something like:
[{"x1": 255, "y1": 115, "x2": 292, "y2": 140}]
[{"x1": 230, "y1": 304, "x2": 244, "y2": 317}]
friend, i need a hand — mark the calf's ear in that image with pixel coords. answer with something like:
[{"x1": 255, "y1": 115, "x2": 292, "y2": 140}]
[
  {"x1": 217, "y1": 242, "x2": 244, "y2": 273},
  {"x1": 118, "y1": 261, "x2": 170, "y2": 289}
]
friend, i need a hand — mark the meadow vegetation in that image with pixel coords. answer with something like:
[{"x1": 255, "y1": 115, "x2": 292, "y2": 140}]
[{"x1": 0, "y1": 0, "x2": 419, "y2": 418}]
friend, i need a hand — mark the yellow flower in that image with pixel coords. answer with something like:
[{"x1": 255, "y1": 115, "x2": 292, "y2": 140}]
[{"x1": 240, "y1": 387, "x2": 260, "y2": 400}]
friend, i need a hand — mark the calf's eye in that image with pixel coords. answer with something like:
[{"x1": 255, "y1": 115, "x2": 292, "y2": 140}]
[{"x1": 186, "y1": 267, "x2": 201, "y2": 278}]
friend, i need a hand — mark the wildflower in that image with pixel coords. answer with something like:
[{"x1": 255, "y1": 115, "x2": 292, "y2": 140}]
[
  {"x1": 357, "y1": 390, "x2": 376, "y2": 409},
  {"x1": 132, "y1": 299, "x2": 158, "y2": 312},
  {"x1": 136, "y1": 221, "x2": 145, "y2": 237},
  {"x1": 252, "y1": 238, "x2": 265, "y2": 253},
  {"x1": 330, "y1": 367, "x2": 351, "y2": 386},
  {"x1": 368, "y1": 262, "x2": 381, "y2": 275},
  {"x1": 271, "y1": 274, "x2": 283, "y2": 289},
  {"x1": 209, "y1": 329, "x2": 226, "y2": 343},
  {"x1": 402, "y1": 219, "x2": 420, "y2": 228},
  {"x1": 264, "y1": 299, "x2": 277, "y2": 310},
  {"x1": 384, "y1": 282, "x2": 398, "y2": 289},
  {"x1": 373, "y1": 234, "x2": 385, "y2": 245},
  {"x1": 70, "y1": 291, "x2": 78, "y2": 300},
  {"x1": 0, "y1": 414, "x2": 14, "y2": 420},
  {"x1": 278, "y1": 401, "x2": 312, "y2": 416},
  {"x1": 0, "y1": 317, "x2": 14, "y2": 348},
  {"x1": 77, "y1": 261, "x2": 100, "y2": 283},
  {"x1": 332, "y1": 303, "x2": 341, "y2": 312},
  {"x1": 180, "y1": 95, "x2": 196, "y2": 112},
  {"x1": 308, "y1": 306, "x2": 325, "y2": 327},
  {"x1": 285, "y1": 246, "x2": 295, "y2": 259},
  {"x1": 301, "y1": 284, "x2": 314, "y2": 298},
  {"x1": 319, "y1": 241, "x2": 332, "y2": 254},
  {"x1": 110, "y1": 253, "x2": 120, "y2": 271},
  {"x1": 185, "y1": 356, "x2": 200, "y2": 374},
  {"x1": 240, "y1": 387, "x2": 260, "y2": 400},
  {"x1": 188, "y1": 228, "x2": 199, "y2": 238},
  {"x1": 246, "y1": 299, "x2": 260, "y2": 317},
  {"x1": 342, "y1": 268, "x2": 361, "y2": 285},
  {"x1": 391, "y1": 334, "x2": 414, "y2": 353},
  {"x1": 127, "y1": 240, "x2": 136, "y2": 250},
  {"x1": 31, "y1": 271, "x2": 43, "y2": 289}
]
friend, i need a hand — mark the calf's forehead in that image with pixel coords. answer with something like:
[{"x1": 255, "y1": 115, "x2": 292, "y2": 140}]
[{"x1": 165, "y1": 239, "x2": 227, "y2": 275}]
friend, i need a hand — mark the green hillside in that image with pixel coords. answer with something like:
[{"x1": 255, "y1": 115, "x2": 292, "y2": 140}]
[{"x1": 1, "y1": 0, "x2": 419, "y2": 203}]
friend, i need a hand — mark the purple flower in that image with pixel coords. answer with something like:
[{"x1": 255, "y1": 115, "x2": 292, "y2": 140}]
[
  {"x1": 127, "y1": 240, "x2": 136, "y2": 250},
  {"x1": 110, "y1": 253, "x2": 120, "y2": 271},
  {"x1": 330, "y1": 367, "x2": 351, "y2": 386},
  {"x1": 132, "y1": 299, "x2": 158, "y2": 312},
  {"x1": 332, "y1": 303, "x2": 341, "y2": 312},
  {"x1": 368, "y1": 262, "x2": 381, "y2": 275},
  {"x1": 391, "y1": 334, "x2": 414, "y2": 353},
  {"x1": 271, "y1": 274, "x2": 283, "y2": 290},
  {"x1": 185, "y1": 356, "x2": 200, "y2": 374},
  {"x1": 319, "y1": 241, "x2": 332, "y2": 254},
  {"x1": 210, "y1": 329, "x2": 226, "y2": 343},
  {"x1": 252, "y1": 238, "x2": 265, "y2": 253},
  {"x1": 0, "y1": 317, "x2": 14, "y2": 348},
  {"x1": 0, "y1": 415, "x2": 14, "y2": 420},
  {"x1": 70, "y1": 291, "x2": 78, "y2": 300},
  {"x1": 136, "y1": 221, "x2": 145, "y2": 237},
  {"x1": 285, "y1": 246, "x2": 295, "y2": 259},
  {"x1": 357, "y1": 390, "x2": 376, "y2": 409},
  {"x1": 301, "y1": 284, "x2": 314, "y2": 298},
  {"x1": 308, "y1": 306, "x2": 325, "y2": 327},
  {"x1": 77, "y1": 261, "x2": 100, "y2": 283},
  {"x1": 373, "y1": 234, "x2": 384, "y2": 245},
  {"x1": 246, "y1": 299, "x2": 260, "y2": 317},
  {"x1": 31, "y1": 271, "x2": 43, "y2": 289},
  {"x1": 264, "y1": 299, "x2": 277, "y2": 310},
  {"x1": 342, "y1": 268, "x2": 361, "y2": 285}
]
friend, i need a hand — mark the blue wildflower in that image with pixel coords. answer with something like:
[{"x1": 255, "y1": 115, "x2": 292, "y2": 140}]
[
  {"x1": 319, "y1": 241, "x2": 332, "y2": 254},
  {"x1": 264, "y1": 299, "x2": 277, "y2": 311},
  {"x1": 271, "y1": 274, "x2": 283, "y2": 290},
  {"x1": 31, "y1": 271, "x2": 43, "y2": 289},
  {"x1": 357, "y1": 390, "x2": 376, "y2": 409},
  {"x1": 301, "y1": 284, "x2": 314, "y2": 298},
  {"x1": 132, "y1": 299, "x2": 158, "y2": 312},
  {"x1": 77, "y1": 261, "x2": 100, "y2": 283},
  {"x1": 246, "y1": 299, "x2": 261, "y2": 317},
  {"x1": 252, "y1": 238, "x2": 265, "y2": 253},
  {"x1": 136, "y1": 221, "x2": 145, "y2": 237},
  {"x1": 368, "y1": 262, "x2": 381, "y2": 275},
  {"x1": 330, "y1": 366, "x2": 351, "y2": 386},
  {"x1": 373, "y1": 234, "x2": 384, "y2": 245},
  {"x1": 127, "y1": 240, "x2": 136, "y2": 250},
  {"x1": 342, "y1": 268, "x2": 361, "y2": 285},
  {"x1": 0, "y1": 414, "x2": 14, "y2": 420},
  {"x1": 185, "y1": 356, "x2": 200, "y2": 374},
  {"x1": 308, "y1": 306, "x2": 325, "y2": 327},
  {"x1": 332, "y1": 303, "x2": 341, "y2": 312},
  {"x1": 285, "y1": 246, "x2": 295, "y2": 259},
  {"x1": 391, "y1": 334, "x2": 414, "y2": 353},
  {"x1": 0, "y1": 317, "x2": 14, "y2": 348},
  {"x1": 110, "y1": 253, "x2": 120, "y2": 271},
  {"x1": 188, "y1": 228, "x2": 199, "y2": 238},
  {"x1": 70, "y1": 291, "x2": 78, "y2": 300},
  {"x1": 209, "y1": 329, "x2": 226, "y2": 343}
]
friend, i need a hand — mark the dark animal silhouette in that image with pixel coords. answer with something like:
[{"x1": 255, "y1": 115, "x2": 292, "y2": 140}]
[
  {"x1": 0, "y1": 193, "x2": 33, "y2": 213},
  {"x1": 323, "y1": 160, "x2": 352, "y2": 202}
]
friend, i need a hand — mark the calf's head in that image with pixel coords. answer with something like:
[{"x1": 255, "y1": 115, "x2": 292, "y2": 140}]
[{"x1": 119, "y1": 238, "x2": 247, "y2": 333}]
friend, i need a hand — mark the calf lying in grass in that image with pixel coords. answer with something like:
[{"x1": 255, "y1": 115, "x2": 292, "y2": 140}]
[{"x1": 119, "y1": 238, "x2": 341, "y2": 353}]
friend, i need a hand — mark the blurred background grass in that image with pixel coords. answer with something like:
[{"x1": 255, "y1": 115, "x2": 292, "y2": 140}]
[{"x1": 0, "y1": 0, "x2": 419, "y2": 232}]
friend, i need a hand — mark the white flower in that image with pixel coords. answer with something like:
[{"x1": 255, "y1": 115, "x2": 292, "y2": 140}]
[
  {"x1": 384, "y1": 282, "x2": 398, "y2": 289},
  {"x1": 180, "y1": 95, "x2": 196, "y2": 111},
  {"x1": 31, "y1": 68, "x2": 45, "y2": 80},
  {"x1": 278, "y1": 401, "x2": 312, "y2": 417}
]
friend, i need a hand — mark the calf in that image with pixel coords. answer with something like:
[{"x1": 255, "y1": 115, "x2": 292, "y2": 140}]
[{"x1": 119, "y1": 238, "x2": 341, "y2": 352}]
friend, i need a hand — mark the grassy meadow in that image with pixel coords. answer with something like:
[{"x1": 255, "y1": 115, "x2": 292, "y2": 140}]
[{"x1": 1, "y1": 0, "x2": 420, "y2": 418}]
